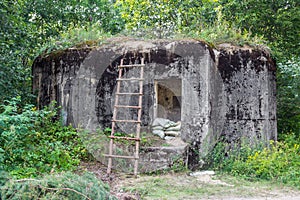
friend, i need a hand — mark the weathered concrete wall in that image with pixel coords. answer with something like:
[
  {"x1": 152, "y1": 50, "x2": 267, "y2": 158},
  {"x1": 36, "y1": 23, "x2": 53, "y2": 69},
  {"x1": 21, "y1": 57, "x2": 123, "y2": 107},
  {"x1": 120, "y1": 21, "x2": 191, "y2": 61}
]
[
  {"x1": 32, "y1": 39, "x2": 277, "y2": 168},
  {"x1": 32, "y1": 48, "x2": 91, "y2": 120},
  {"x1": 216, "y1": 45, "x2": 277, "y2": 146}
]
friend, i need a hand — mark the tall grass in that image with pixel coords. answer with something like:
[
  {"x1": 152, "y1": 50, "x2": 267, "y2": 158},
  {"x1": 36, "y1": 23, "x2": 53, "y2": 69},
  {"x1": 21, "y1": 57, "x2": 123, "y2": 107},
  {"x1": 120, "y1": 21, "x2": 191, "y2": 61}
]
[{"x1": 206, "y1": 133, "x2": 300, "y2": 188}]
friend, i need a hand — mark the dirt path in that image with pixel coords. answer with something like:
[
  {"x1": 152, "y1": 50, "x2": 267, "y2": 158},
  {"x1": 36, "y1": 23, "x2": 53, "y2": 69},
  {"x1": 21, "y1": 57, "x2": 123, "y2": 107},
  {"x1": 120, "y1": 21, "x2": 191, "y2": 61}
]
[{"x1": 79, "y1": 162, "x2": 300, "y2": 200}]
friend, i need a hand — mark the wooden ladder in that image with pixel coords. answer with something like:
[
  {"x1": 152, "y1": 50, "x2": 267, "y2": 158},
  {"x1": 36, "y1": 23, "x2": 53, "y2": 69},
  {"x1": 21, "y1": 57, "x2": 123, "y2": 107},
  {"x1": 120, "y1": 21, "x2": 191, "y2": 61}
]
[{"x1": 106, "y1": 58, "x2": 145, "y2": 176}]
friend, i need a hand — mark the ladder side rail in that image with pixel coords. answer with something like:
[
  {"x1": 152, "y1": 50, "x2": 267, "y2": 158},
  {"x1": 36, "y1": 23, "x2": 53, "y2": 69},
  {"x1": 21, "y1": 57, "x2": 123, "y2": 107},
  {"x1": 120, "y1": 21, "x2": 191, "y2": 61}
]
[
  {"x1": 107, "y1": 59, "x2": 123, "y2": 174},
  {"x1": 134, "y1": 58, "x2": 144, "y2": 176}
]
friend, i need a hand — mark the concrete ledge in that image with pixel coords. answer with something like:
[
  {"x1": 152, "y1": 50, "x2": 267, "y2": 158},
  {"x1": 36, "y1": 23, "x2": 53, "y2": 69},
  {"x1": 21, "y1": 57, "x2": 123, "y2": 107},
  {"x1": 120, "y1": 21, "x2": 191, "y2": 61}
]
[{"x1": 139, "y1": 144, "x2": 189, "y2": 173}]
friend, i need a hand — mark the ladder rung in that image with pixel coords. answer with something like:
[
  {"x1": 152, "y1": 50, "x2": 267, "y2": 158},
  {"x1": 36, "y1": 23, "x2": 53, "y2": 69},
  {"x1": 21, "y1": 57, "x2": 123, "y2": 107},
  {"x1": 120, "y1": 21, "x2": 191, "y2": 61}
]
[
  {"x1": 118, "y1": 64, "x2": 145, "y2": 68},
  {"x1": 104, "y1": 154, "x2": 139, "y2": 159},
  {"x1": 117, "y1": 78, "x2": 144, "y2": 81},
  {"x1": 112, "y1": 120, "x2": 141, "y2": 123},
  {"x1": 109, "y1": 136, "x2": 141, "y2": 141},
  {"x1": 115, "y1": 105, "x2": 141, "y2": 109},
  {"x1": 116, "y1": 92, "x2": 143, "y2": 95}
]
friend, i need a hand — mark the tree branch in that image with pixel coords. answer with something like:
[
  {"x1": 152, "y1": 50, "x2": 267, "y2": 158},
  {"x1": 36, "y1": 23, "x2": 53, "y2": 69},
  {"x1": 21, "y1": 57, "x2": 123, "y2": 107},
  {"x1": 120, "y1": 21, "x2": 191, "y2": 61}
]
[
  {"x1": 38, "y1": 185, "x2": 92, "y2": 200},
  {"x1": 14, "y1": 179, "x2": 92, "y2": 200}
]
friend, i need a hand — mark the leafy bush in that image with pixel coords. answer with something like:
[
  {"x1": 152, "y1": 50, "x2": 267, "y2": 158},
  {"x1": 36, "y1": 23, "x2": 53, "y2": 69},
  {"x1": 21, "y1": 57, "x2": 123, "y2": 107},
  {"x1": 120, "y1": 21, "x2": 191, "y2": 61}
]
[
  {"x1": 277, "y1": 57, "x2": 300, "y2": 137},
  {"x1": 207, "y1": 134, "x2": 300, "y2": 188},
  {"x1": 0, "y1": 97, "x2": 89, "y2": 178},
  {"x1": 0, "y1": 171, "x2": 117, "y2": 200}
]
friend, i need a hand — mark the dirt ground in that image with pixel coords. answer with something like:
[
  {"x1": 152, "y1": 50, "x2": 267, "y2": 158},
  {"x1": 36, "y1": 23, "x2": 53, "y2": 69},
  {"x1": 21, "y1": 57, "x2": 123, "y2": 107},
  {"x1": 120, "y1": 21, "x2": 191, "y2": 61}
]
[{"x1": 79, "y1": 161, "x2": 300, "y2": 200}]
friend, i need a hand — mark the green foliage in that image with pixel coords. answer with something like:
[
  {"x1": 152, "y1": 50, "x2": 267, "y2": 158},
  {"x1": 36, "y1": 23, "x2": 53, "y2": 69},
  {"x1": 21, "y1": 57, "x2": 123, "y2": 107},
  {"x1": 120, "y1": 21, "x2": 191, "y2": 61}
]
[
  {"x1": 22, "y1": 0, "x2": 123, "y2": 38},
  {"x1": 0, "y1": 98, "x2": 89, "y2": 178},
  {"x1": 232, "y1": 139, "x2": 300, "y2": 187},
  {"x1": 277, "y1": 57, "x2": 300, "y2": 137},
  {"x1": 116, "y1": 0, "x2": 219, "y2": 38},
  {"x1": 0, "y1": 171, "x2": 117, "y2": 200},
  {"x1": 0, "y1": 0, "x2": 124, "y2": 104},
  {"x1": 0, "y1": 1, "x2": 35, "y2": 104},
  {"x1": 166, "y1": 156, "x2": 188, "y2": 173},
  {"x1": 116, "y1": 0, "x2": 265, "y2": 46},
  {"x1": 219, "y1": 0, "x2": 300, "y2": 56},
  {"x1": 207, "y1": 134, "x2": 300, "y2": 188}
]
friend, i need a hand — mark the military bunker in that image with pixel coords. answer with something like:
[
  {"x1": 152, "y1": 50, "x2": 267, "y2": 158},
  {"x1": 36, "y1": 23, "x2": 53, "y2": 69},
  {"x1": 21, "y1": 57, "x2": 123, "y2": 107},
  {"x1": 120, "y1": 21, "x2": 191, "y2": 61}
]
[{"x1": 32, "y1": 38, "x2": 276, "y2": 172}]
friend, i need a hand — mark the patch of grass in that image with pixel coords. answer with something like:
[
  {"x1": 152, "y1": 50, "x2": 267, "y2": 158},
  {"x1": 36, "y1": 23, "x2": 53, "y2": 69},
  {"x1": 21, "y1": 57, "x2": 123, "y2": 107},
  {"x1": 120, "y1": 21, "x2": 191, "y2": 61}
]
[
  {"x1": 122, "y1": 175, "x2": 203, "y2": 199},
  {"x1": 119, "y1": 172, "x2": 299, "y2": 200},
  {"x1": 38, "y1": 23, "x2": 112, "y2": 55},
  {"x1": 100, "y1": 128, "x2": 165, "y2": 148},
  {"x1": 39, "y1": 19, "x2": 267, "y2": 57},
  {"x1": 182, "y1": 20, "x2": 266, "y2": 48},
  {"x1": 205, "y1": 134, "x2": 300, "y2": 189}
]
